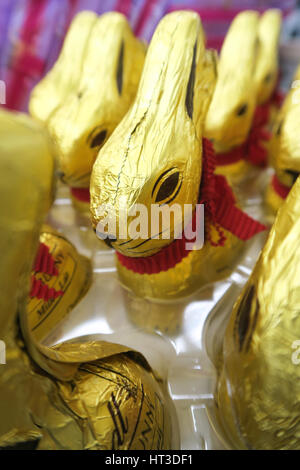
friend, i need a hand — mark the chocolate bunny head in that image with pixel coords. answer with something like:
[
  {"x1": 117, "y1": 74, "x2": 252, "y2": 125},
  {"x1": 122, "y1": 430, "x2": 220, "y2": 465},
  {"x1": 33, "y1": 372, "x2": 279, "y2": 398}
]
[
  {"x1": 205, "y1": 11, "x2": 259, "y2": 153},
  {"x1": 269, "y1": 65, "x2": 300, "y2": 188},
  {"x1": 0, "y1": 109, "x2": 54, "y2": 336},
  {"x1": 29, "y1": 11, "x2": 146, "y2": 188},
  {"x1": 91, "y1": 11, "x2": 216, "y2": 256}
]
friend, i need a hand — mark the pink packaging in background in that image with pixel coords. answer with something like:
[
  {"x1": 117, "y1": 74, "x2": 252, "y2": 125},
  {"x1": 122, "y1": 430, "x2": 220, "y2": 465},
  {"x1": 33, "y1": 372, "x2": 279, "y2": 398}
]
[{"x1": 0, "y1": 0, "x2": 297, "y2": 112}]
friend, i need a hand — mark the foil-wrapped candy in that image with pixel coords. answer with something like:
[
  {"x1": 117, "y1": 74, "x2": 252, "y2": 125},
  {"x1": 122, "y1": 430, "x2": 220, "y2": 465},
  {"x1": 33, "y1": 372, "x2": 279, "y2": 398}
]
[
  {"x1": 0, "y1": 109, "x2": 171, "y2": 450},
  {"x1": 205, "y1": 10, "x2": 281, "y2": 186},
  {"x1": 265, "y1": 64, "x2": 300, "y2": 215},
  {"x1": 215, "y1": 176, "x2": 300, "y2": 449},
  {"x1": 90, "y1": 11, "x2": 265, "y2": 317},
  {"x1": 29, "y1": 11, "x2": 146, "y2": 212},
  {"x1": 27, "y1": 224, "x2": 92, "y2": 343}
]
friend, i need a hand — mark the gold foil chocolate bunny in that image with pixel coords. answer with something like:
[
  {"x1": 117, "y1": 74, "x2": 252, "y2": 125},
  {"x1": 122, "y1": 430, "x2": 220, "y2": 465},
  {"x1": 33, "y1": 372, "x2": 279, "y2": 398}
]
[
  {"x1": 0, "y1": 109, "x2": 171, "y2": 450},
  {"x1": 27, "y1": 224, "x2": 92, "y2": 343},
  {"x1": 205, "y1": 10, "x2": 281, "y2": 188},
  {"x1": 214, "y1": 176, "x2": 300, "y2": 449},
  {"x1": 90, "y1": 11, "x2": 265, "y2": 317},
  {"x1": 265, "y1": 64, "x2": 300, "y2": 215},
  {"x1": 29, "y1": 11, "x2": 146, "y2": 213}
]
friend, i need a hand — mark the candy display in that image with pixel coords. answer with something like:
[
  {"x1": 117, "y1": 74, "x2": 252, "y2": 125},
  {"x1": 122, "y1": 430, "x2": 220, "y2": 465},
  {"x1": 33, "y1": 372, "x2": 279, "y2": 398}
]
[
  {"x1": 2, "y1": 3, "x2": 300, "y2": 452},
  {"x1": 214, "y1": 176, "x2": 300, "y2": 450},
  {"x1": 29, "y1": 11, "x2": 146, "y2": 215},
  {"x1": 265, "y1": 64, "x2": 300, "y2": 215},
  {"x1": 0, "y1": 109, "x2": 171, "y2": 450}
]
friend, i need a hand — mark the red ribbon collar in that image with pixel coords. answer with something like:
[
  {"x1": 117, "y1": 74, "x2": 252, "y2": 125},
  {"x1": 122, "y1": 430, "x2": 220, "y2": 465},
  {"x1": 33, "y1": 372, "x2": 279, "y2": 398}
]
[
  {"x1": 70, "y1": 187, "x2": 90, "y2": 203},
  {"x1": 215, "y1": 104, "x2": 271, "y2": 168},
  {"x1": 30, "y1": 243, "x2": 64, "y2": 301},
  {"x1": 116, "y1": 139, "x2": 266, "y2": 275}
]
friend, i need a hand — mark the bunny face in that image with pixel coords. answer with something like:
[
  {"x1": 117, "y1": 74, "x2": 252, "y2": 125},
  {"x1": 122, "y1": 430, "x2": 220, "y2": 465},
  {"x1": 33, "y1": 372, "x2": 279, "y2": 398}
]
[
  {"x1": 269, "y1": 67, "x2": 300, "y2": 188},
  {"x1": 90, "y1": 12, "x2": 216, "y2": 256},
  {"x1": 216, "y1": 179, "x2": 300, "y2": 449},
  {"x1": 29, "y1": 12, "x2": 145, "y2": 188},
  {"x1": 254, "y1": 10, "x2": 281, "y2": 106},
  {"x1": 205, "y1": 11, "x2": 259, "y2": 153}
]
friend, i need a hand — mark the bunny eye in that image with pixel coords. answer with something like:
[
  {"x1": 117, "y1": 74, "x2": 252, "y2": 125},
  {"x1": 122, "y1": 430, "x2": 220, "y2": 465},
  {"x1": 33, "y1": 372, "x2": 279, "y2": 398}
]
[
  {"x1": 116, "y1": 40, "x2": 124, "y2": 95},
  {"x1": 88, "y1": 128, "x2": 107, "y2": 148},
  {"x1": 236, "y1": 103, "x2": 248, "y2": 116},
  {"x1": 264, "y1": 72, "x2": 273, "y2": 83},
  {"x1": 152, "y1": 169, "x2": 182, "y2": 204}
]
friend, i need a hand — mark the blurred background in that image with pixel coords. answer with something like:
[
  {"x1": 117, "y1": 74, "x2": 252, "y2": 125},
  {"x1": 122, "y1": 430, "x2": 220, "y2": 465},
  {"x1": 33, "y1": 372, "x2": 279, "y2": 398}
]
[{"x1": 0, "y1": 0, "x2": 299, "y2": 112}]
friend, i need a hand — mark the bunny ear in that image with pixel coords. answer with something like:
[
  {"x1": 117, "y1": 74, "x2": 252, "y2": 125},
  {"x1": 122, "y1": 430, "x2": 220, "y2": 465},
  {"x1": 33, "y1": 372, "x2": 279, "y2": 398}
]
[
  {"x1": 128, "y1": 12, "x2": 205, "y2": 122},
  {"x1": 194, "y1": 48, "x2": 217, "y2": 131},
  {"x1": 219, "y1": 11, "x2": 259, "y2": 75},
  {"x1": 29, "y1": 11, "x2": 97, "y2": 124},
  {"x1": 30, "y1": 12, "x2": 145, "y2": 128}
]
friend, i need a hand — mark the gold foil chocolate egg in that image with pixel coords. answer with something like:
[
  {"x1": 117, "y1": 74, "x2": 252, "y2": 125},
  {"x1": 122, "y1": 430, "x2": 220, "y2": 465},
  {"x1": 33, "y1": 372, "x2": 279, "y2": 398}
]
[
  {"x1": 90, "y1": 11, "x2": 265, "y2": 311},
  {"x1": 265, "y1": 64, "x2": 300, "y2": 215},
  {"x1": 29, "y1": 11, "x2": 146, "y2": 208},
  {"x1": 215, "y1": 176, "x2": 300, "y2": 449},
  {"x1": 0, "y1": 109, "x2": 172, "y2": 450}
]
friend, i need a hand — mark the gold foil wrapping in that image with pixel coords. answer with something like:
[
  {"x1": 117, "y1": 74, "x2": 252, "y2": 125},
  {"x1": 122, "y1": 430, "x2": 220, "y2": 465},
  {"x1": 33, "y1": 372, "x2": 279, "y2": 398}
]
[
  {"x1": 27, "y1": 224, "x2": 92, "y2": 343},
  {"x1": 90, "y1": 11, "x2": 245, "y2": 307},
  {"x1": 29, "y1": 11, "x2": 146, "y2": 191},
  {"x1": 215, "y1": 177, "x2": 300, "y2": 449},
  {"x1": 205, "y1": 10, "x2": 281, "y2": 186},
  {"x1": 1, "y1": 343, "x2": 171, "y2": 449},
  {"x1": 0, "y1": 109, "x2": 171, "y2": 449},
  {"x1": 205, "y1": 11, "x2": 259, "y2": 154},
  {"x1": 254, "y1": 10, "x2": 281, "y2": 106},
  {"x1": 265, "y1": 64, "x2": 300, "y2": 214}
]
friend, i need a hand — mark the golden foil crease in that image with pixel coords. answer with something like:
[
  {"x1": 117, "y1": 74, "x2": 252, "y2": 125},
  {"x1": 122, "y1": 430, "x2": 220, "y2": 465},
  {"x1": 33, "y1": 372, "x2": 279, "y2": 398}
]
[
  {"x1": 215, "y1": 176, "x2": 300, "y2": 449},
  {"x1": 90, "y1": 11, "x2": 245, "y2": 316},
  {"x1": 265, "y1": 64, "x2": 300, "y2": 215},
  {"x1": 29, "y1": 11, "x2": 146, "y2": 195},
  {"x1": 0, "y1": 109, "x2": 171, "y2": 450},
  {"x1": 27, "y1": 224, "x2": 92, "y2": 343}
]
